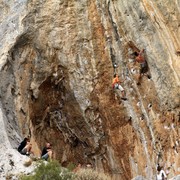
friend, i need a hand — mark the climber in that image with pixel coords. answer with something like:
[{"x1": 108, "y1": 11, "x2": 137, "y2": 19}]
[
  {"x1": 156, "y1": 165, "x2": 167, "y2": 180},
  {"x1": 112, "y1": 74, "x2": 127, "y2": 100},
  {"x1": 41, "y1": 142, "x2": 53, "y2": 161},
  {"x1": 17, "y1": 137, "x2": 29, "y2": 153},
  {"x1": 132, "y1": 49, "x2": 151, "y2": 85},
  {"x1": 20, "y1": 141, "x2": 33, "y2": 156}
]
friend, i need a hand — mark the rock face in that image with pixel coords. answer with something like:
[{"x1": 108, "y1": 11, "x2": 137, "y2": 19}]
[
  {"x1": 0, "y1": 0, "x2": 179, "y2": 179},
  {"x1": 0, "y1": 102, "x2": 34, "y2": 179}
]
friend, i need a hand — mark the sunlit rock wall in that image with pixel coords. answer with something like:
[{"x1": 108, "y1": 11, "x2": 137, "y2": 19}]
[{"x1": 0, "y1": 0, "x2": 179, "y2": 179}]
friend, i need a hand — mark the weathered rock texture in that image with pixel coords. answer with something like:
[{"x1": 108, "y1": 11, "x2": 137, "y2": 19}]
[
  {"x1": 0, "y1": 102, "x2": 34, "y2": 179},
  {"x1": 0, "y1": 0, "x2": 179, "y2": 179}
]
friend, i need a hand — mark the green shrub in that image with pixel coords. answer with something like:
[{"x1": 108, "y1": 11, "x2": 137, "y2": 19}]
[
  {"x1": 20, "y1": 161, "x2": 111, "y2": 180},
  {"x1": 66, "y1": 162, "x2": 76, "y2": 171},
  {"x1": 20, "y1": 160, "x2": 76, "y2": 180}
]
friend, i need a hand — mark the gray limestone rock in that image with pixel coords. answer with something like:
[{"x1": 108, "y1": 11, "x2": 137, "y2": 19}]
[{"x1": 0, "y1": 0, "x2": 179, "y2": 179}]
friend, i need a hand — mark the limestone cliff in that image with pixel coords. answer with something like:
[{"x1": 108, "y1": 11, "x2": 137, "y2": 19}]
[{"x1": 0, "y1": 0, "x2": 179, "y2": 179}]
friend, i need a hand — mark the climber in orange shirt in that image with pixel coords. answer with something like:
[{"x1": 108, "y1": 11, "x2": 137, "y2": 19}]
[{"x1": 112, "y1": 74, "x2": 127, "y2": 100}]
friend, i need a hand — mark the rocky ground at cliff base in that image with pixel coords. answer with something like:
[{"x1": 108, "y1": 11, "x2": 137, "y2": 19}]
[
  {"x1": 0, "y1": 148, "x2": 34, "y2": 179},
  {"x1": 0, "y1": 105, "x2": 35, "y2": 179}
]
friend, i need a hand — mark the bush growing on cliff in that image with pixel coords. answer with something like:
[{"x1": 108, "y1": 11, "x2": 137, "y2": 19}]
[
  {"x1": 20, "y1": 160, "x2": 111, "y2": 180},
  {"x1": 20, "y1": 160, "x2": 76, "y2": 180},
  {"x1": 66, "y1": 162, "x2": 76, "y2": 171}
]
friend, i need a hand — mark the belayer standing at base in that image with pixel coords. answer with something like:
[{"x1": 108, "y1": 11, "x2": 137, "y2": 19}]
[{"x1": 156, "y1": 165, "x2": 167, "y2": 180}]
